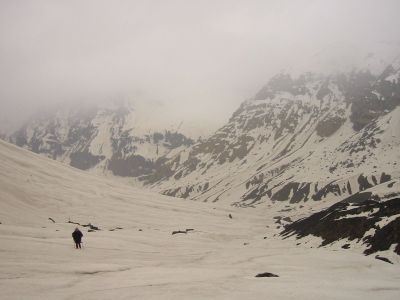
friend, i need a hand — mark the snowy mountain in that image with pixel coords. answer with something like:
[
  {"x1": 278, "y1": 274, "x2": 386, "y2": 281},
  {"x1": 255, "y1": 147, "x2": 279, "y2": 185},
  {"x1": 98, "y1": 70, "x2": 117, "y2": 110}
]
[
  {"x1": 143, "y1": 61, "x2": 400, "y2": 209},
  {"x1": 8, "y1": 100, "x2": 194, "y2": 177},
  {"x1": 8, "y1": 58, "x2": 400, "y2": 208}
]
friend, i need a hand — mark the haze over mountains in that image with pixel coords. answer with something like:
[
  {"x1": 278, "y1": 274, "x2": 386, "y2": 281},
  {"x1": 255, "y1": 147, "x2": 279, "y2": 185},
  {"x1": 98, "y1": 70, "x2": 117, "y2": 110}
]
[
  {"x1": 2, "y1": 0, "x2": 400, "y2": 134},
  {"x1": 1, "y1": 1, "x2": 400, "y2": 299}
]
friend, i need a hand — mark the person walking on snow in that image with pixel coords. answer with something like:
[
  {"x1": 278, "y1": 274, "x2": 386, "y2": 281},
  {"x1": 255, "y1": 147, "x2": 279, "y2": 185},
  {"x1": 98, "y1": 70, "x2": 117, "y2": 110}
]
[{"x1": 72, "y1": 227, "x2": 83, "y2": 249}]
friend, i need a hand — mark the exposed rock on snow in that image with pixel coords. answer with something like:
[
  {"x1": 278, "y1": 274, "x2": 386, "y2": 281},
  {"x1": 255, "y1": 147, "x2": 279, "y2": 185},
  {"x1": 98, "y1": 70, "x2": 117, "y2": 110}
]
[
  {"x1": 281, "y1": 194, "x2": 400, "y2": 255},
  {"x1": 375, "y1": 255, "x2": 394, "y2": 264},
  {"x1": 82, "y1": 223, "x2": 100, "y2": 231},
  {"x1": 172, "y1": 229, "x2": 195, "y2": 235},
  {"x1": 255, "y1": 272, "x2": 279, "y2": 278}
]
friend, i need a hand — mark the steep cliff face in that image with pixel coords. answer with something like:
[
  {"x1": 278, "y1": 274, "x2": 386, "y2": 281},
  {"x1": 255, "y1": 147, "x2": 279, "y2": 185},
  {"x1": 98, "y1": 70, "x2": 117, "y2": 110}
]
[
  {"x1": 9, "y1": 101, "x2": 194, "y2": 176},
  {"x1": 143, "y1": 63, "x2": 400, "y2": 206}
]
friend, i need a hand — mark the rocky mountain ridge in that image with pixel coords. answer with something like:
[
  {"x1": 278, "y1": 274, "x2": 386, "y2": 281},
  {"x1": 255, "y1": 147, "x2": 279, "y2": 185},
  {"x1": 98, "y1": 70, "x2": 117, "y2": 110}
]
[
  {"x1": 8, "y1": 101, "x2": 194, "y2": 177},
  {"x1": 142, "y1": 62, "x2": 400, "y2": 208}
]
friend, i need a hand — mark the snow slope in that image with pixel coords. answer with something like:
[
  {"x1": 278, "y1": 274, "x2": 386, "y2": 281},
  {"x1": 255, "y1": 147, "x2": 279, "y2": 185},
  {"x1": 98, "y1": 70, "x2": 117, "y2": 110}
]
[{"x1": 1, "y1": 139, "x2": 400, "y2": 299}]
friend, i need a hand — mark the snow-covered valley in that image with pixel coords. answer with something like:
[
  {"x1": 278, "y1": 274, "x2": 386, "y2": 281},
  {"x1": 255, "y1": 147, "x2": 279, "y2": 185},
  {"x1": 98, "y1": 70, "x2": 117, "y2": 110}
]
[{"x1": 1, "y1": 139, "x2": 400, "y2": 299}]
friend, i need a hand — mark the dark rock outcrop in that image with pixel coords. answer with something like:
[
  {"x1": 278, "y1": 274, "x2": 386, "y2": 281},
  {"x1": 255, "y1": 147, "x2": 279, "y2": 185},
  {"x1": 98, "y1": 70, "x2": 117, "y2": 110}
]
[
  {"x1": 375, "y1": 255, "x2": 394, "y2": 264},
  {"x1": 281, "y1": 195, "x2": 400, "y2": 255},
  {"x1": 255, "y1": 272, "x2": 279, "y2": 278},
  {"x1": 172, "y1": 229, "x2": 195, "y2": 235}
]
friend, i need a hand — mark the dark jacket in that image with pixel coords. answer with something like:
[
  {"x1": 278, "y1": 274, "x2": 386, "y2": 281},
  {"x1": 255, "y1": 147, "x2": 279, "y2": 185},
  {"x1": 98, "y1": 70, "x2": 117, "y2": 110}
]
[{"x1": 72, "y1": 229, "x2": 83, "y2": 243}]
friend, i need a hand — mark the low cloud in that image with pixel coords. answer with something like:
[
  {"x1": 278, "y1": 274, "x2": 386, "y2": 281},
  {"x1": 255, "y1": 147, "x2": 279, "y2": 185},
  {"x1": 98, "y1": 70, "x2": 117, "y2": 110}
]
[{"x1": 1, "y1": 0, "x2": 399, "y2": 132}]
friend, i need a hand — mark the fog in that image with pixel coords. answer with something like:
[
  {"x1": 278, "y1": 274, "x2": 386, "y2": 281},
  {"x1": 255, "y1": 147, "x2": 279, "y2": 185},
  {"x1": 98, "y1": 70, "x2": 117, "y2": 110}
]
[{"x1": 1, "y1": 0, "x2": 400, "y2": 133}]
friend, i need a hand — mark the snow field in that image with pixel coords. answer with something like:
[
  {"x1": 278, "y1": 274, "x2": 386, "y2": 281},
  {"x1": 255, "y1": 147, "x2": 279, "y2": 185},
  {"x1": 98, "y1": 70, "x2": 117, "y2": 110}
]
[{"x1": 1, "y1": 140, "x2": 399, "y2": 299}]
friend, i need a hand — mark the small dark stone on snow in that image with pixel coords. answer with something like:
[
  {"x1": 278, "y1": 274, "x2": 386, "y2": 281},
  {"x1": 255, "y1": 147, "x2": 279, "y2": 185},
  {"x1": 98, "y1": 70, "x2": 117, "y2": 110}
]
[
  {"x1": 342, "y1": 244, "x2": 351, "y2": 249},
  {"x1": 172, "y1": 230, "x2": 187, "y2": 235},
  {"x1": 282, "y1": 217, "x2": 292, "y2": 223},
  {"x1": 375, "y1": 255, "x2": 393, "y2": 264},
  {"x1": 82, "y1": 223, "x2": 100, "y2": 230},
  {"x1": 67, "y1": 220, "x2": 81, "y2": 225},
  {"x1": 229, "y1": 214, "x2": 233, "y2": 219},
  {"x1": 48, "y1": 217, "x2": 55, "y2": 223},
  {"x1": 172, "y1": 228, "x2": 195, "y2": 235},
  {"x1": 88, "y1": 229, "x2": 95, "y2": 232},
  {"x1": 255, "y1": 272, "x2": 279, "y2": 278},
  {"x1": 138, "y1": 229, "x2": 143, "y2": 231},
  {"x1": 263, "y1": 236, "x2": 267, "y2": 239},
  {"x1": 243, "y1": 242, "x2": 249, "y2": 246},
  {"x1": 109, "y1": 227, "x2": 123, "y2": 231}
]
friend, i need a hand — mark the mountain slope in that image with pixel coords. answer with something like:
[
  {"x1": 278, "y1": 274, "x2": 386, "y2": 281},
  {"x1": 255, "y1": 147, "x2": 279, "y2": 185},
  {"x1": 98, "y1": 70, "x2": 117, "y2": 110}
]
[
  {"x1": 8, "y1": 100, "x2": 194, "y2": 177},
  {"x1": 143, "y1": 64, "x2": 400, "y2": 208}
]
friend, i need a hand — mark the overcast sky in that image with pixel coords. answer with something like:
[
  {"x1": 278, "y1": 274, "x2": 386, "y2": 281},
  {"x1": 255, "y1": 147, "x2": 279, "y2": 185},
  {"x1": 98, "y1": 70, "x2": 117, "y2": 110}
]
[{"x1": 1, "y1": 0, "x2": 400, "y2": 133}]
